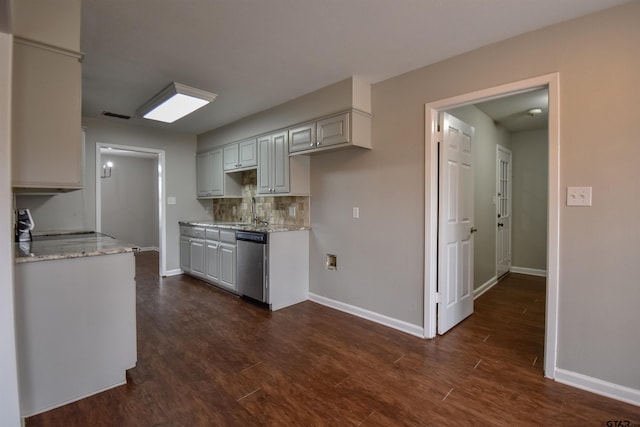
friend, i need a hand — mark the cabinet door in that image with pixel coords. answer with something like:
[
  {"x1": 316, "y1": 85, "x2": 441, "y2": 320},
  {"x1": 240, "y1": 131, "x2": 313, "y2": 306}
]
[
  {"x1": 272, "y1": 131, "x2": 290, "y2": 193},
  {"x1": 180, "y1": 236, "x2": 191, "y2": 272},
  {"x1": 238, "y1": 138, "x2": 257, "y2": 168},
  {"x1": 219, "y1": 243, "x2": 236, "y2": 290},
  {"x1": 190, "y1": 239, "x2": 206, "y2": 277},
  {"x1": 196, "y1": 153, "x2": 210, "y2": 197},
  {"x1": 317, "y1": 112, "x2": 350, "y2": 148},
  {"x1": 223, "y1": 144, "x2": 239, "y2": 171},
  {"x1": 288, "y1": 122, "x2": 316, "y2": 153},
  {"x1": 209, "y1": 149, "x2": 224, "y2": 196},
  {"x1": 205, "y1": 241, "x2": 220, "y2": 282},
  {"x1": 257, "y1": 135, "x2": 272, "y2": 194},
  {"x1": 12, "y1": 42, "x2": 82, "y2": 189}
]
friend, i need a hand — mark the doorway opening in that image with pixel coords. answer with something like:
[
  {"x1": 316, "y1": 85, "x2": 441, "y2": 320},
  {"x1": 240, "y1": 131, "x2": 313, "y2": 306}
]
[
  {"x1": 424, "y1": 73, "x2": 559, "y2": 379},
  {"x1": 96, "y1": 143, "x2": 167, "y2": 276}
]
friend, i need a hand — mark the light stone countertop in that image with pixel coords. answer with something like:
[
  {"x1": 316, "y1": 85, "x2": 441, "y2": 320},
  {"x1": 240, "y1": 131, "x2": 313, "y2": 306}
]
[
  {"x1": 14, "y1": 232, "x2": 138, "y2": 264},
  {"x1": 179, "y1": 220, "x2": 310, "y2": 233}
]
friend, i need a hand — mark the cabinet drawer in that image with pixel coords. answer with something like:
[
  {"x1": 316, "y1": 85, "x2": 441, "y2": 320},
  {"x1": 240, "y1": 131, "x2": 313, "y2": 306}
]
[
  {"x1": 220, "y1": 230, "x2": 236, "y2": 244},
  {"x1": 180, "y1": 225, "x2": 191, "y2": 236},
  {"x1": 191, "y1": 227, "x2": 206, "y2": 239},
  {"x1": 205, "y1": 228, "x2": 220, "y2": 241}
]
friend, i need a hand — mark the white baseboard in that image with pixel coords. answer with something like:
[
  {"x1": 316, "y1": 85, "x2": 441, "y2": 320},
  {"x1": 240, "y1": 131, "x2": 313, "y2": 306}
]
[
  {"x1": 474, "y1": 275, "x2": 497, "y2": 299},
  {"x1": 308, "y1": 293, "x2": 424, "y2": 338},
  {"x1": 510, "y1": 266, "x2": 547, "y2": 277},
  {"x1": 163, "y1": 269, "x2": 183, "y2": 277},
  {"x1": 555, "y1": 368, "x2": 640, "y2": 407}
]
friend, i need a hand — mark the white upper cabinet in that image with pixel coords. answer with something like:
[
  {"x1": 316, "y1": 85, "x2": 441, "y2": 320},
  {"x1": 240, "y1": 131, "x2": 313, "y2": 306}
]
[
  {"x1": 288, "y1": 110, "x2": 372, "y2": 155},
  {"x1": 258, "y1": 132, "x2": 289, "y2": 194},
  {"x1": 196, "y1": 149, "x2": 224, "y2": 198},
  {"x1": 223, "y1": 138, "x2": 257, "y2": 171},
  {"x1": 12, "y1": 40, "x2": 82, "y2": 190},
  {"x1": 197, "y1": 148, "x2": 242, "y2": 198},
  {"x1": 11, "y1": 1, "x2": 83, "y2": 191},
  {"x1": 288, "y1": 122, "x2": 316, "y2": 153}
]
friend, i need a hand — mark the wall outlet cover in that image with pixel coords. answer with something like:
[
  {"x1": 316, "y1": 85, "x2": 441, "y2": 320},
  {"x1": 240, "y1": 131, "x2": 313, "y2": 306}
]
[{"x1": 567, "y1": 186, "x2": 592, "y2": 206}]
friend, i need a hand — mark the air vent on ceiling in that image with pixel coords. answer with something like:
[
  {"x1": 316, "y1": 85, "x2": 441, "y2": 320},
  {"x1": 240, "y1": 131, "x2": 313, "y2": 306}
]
[{"x1": 102, "y1": 111, "x2": 131, "y2": 120}]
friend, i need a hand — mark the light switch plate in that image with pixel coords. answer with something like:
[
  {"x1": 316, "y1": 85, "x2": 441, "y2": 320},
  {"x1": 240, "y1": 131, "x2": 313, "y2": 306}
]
[
  {"x1": 352, "y1": 207, "x2": 360, "y2": 219},
  {"x1": 167, "y1": 196, "x2": 176, "y2": 205},
  {"x1": 567, "y1": 187, "x2": 592, "y2": 206}
]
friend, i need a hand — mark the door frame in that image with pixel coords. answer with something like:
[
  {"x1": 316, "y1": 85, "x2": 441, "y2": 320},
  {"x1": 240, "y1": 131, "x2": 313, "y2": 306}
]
[
  {"x1": 424, "y1": 73, "x2": 559, "y2": 379},
  {"x1": 96, "y1": 143, "x2": 168, "y2": 276}
]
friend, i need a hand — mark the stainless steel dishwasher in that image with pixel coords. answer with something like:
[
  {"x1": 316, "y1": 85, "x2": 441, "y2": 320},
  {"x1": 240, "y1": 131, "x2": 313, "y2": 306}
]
[{"x1": 236, "y1": 231, "x2": 269, "y2": 305}]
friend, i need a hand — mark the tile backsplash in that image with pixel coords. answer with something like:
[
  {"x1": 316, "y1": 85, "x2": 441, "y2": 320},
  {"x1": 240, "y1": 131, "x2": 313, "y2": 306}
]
[{"x1": 211, "y1": 170, "x2": 310, "y2": 226}]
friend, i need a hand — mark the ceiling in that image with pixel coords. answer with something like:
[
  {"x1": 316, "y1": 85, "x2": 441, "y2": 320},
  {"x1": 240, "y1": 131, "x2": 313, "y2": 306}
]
[
  {"x1": 474, "y1": 88, "x2": 549, "y2": 132},
  {"x1": 81, "y1": 0, "x2": 630, "y2": 135}
]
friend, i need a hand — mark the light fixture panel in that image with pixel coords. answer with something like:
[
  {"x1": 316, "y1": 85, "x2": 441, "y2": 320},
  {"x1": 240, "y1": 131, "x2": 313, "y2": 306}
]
[{"x1": 137, "y1": 82, "x2": 217, "y2": 123}]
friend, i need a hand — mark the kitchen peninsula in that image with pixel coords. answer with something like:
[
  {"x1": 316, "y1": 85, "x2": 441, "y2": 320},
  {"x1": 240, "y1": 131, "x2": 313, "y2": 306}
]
[{"x1": 14, "y1": 232, "x2": 138, "y2": 416}]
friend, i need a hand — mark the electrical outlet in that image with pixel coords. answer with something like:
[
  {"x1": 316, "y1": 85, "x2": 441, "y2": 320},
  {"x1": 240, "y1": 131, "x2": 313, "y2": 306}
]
[
  {"x1": 352, "y1": 207, "x2": 360, "y2": 219},
  {"x1": 567, "y1": 187, "x2": 592, "y2": 206},
  {"x1": 289, "y1": 205, "x2": 296, "y2": 217}
]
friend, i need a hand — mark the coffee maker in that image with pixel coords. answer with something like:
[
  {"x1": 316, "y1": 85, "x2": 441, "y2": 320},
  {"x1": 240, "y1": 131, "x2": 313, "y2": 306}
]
[{"x1": 15, "y1": 209, "x2": 34, "y2": 242}]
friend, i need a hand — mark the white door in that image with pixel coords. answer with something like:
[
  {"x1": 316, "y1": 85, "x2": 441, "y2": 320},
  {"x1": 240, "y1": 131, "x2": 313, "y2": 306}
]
[
  {"x1": 496, "y1": 146, "x2": 512, "y2": 279},
  {"x1": 438, "y1": 113, "x2": 475, "y2": 335}
]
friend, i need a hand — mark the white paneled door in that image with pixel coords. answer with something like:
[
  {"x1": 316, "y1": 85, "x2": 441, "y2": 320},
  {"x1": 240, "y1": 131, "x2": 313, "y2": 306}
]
[
  {"x1": 496, "y1": 146, "x2": 512, "y2": 279},
  {"x1": 438, "y1": 113, "x2": 475, "y2": 335}
]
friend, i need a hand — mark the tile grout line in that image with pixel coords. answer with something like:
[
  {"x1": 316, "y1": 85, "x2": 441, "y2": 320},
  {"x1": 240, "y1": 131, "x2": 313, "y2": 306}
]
[
  {"x1": 239, "y1": 361, "x2": 263, "y2": 374},
  {"x1": 357, "y1": 410, "x2": 376, "y2": 426},
  {"x1": 442, "y1": 388, "x2": 454, "y2": 401},
  {"x1": 393, "y1": 353, "x2": 406, "y2": 365},
  {"x1": 236, "y1": 387, "x2": 261, "y2": 402}
]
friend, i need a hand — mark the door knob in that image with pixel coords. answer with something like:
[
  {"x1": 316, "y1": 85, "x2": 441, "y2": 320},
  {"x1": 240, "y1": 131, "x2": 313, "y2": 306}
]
[
  {"x1": 470, "y1": 227, "x2": 478, "y2": 233},
  {"x1": 498, "y1": 223, "x2": 504, "y2": 227}
]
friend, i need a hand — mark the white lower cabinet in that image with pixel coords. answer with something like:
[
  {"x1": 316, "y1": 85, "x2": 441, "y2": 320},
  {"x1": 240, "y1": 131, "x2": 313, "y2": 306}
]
[
  {"x1": 219, "y1": 243, "x2": 236, "y2": 290},
  {"x1": 181, "y1": 224, "x2": 237, "y2": 292},
  {"x1": 189, "y1": 239, "x2": 205, "y2": 277},
  {"x1": 205, "y1": 240, "x2": 220, "y2": 283}
]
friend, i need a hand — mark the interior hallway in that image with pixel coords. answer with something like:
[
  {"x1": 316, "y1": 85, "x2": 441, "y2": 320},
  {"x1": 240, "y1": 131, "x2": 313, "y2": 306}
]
[{"x1": 27, "y1": 251, "x2": 639, "y2": 426}]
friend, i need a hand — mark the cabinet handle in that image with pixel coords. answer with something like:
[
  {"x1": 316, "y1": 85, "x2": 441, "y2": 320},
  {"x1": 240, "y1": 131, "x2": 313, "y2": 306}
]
[
  {"x1": 309, "y1": 142, "x2": 315, "y2": 147},
  {"x1": 316, "y1": 141, "x2": 321, "y2": 146}
]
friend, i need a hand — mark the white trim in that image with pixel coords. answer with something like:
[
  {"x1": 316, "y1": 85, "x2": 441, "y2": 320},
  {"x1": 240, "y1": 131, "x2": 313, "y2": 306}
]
[
  {"x1": 555, "y1": 368, "x2": 640, "y2": 408},
  {"x1": 474, "y1": 276, "x2": 498, "y2": 299},
  {"x1": 424, "y1": 73, "x2": 560, "y2": 380},
  {"x1": 96, "y1": 143, "x2": 168, "y2": 276},
  {"x1": 164, "y1": 269, "x2": 183, "y2": 277},
  {"x1": 510, "y1": 266, "x2": 547, "y2": 277},
  {"x1": 21, "y1": 378, "x2": 127, "y2": 418},
  {"x1": 308, "y1": 293, "x2": 424, "y2": 338}
]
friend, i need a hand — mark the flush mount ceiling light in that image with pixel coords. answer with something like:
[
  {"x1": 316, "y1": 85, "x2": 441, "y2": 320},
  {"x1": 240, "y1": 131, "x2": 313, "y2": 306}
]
[
  {"x1": 137, "y1": 82, "x2": 217, "y2": 123},
  {"x1": 527, "y1": 108, "x2": 543, "y2": 116}
]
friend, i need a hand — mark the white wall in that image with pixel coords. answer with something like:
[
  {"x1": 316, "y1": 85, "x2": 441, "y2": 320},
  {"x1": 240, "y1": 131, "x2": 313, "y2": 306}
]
[
  {"x1": 511, "y1": 129, "x2": 548, "y2": 271},
  {"x1": 100, "y1": 154, "x2": 159, "y2": 249},
  {"x1": 84, "y1": 118, "x2": 207, "y2": 271},
  {"x1": 0, "y1": 31, "x2": 22, "y2": 427},
  {"x1": 359, "y1": 2, "x2": 640, "y2": 391}
]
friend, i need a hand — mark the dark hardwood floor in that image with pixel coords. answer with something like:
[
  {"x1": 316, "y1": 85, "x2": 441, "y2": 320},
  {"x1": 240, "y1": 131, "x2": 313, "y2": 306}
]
[{"x1": 27, "y1": 251, "x2": 638, "y2": 426}]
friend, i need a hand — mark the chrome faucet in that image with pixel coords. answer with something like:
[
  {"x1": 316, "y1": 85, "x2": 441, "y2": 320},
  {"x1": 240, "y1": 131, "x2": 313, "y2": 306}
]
[{"x1": 251, "y1": 196, "x2": 257, "y2": 225}]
